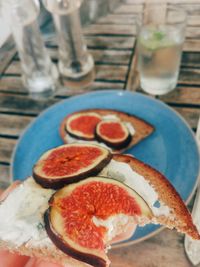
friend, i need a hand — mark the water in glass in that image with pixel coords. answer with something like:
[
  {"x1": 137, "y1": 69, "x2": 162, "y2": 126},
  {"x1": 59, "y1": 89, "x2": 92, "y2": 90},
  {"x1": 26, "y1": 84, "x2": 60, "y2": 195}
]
[{"x1": 137, "y1": 25, "x2": 184, "y2": 95}]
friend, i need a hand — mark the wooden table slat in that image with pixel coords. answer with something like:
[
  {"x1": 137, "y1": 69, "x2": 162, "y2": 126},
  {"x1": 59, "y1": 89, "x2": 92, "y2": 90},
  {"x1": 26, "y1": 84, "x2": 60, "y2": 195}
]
[
  {"x1": 83, "y1": 24, "x2": 136, "y2": 36},
  {"x1": 0, "y1": 114, "x2": 33, "y2": 136},
  {"x1": 0, "y1": 37, "x2": 16, "y2": 76},
  {"x1": 0, "y1": 77, "x2": 124, "y2": 95},
  {"x1": 159, "y1": 86, "x2": 200, "y2": 106},
  {"x1": 0, "y1": 3, "x2": 199, "y2": 266},
  {"x1": 109, "y1": 230, "x2": 190, "y2": 267},
  {"x1": 4, "y1": 62, "x2": 128, "y2": 83},
  {"x1": 184, "y1": 39, "x2": 200, "y2": 52},
  {"x1": 114, "y1": 4, "x2": 143, "y2": 14},
  {"x1": 48, "y1": 48, "x2": 132, "y2": 65},
  {"x1": 173, "y1": 106, "x2": 200, "y2": 129},
  {"x1": 179, "y1": 68, "x2": 200, "y2": 85},
  {"x1": 0, "y1": 93, "x2": 57, "y2": 115},
  {"x1": 96, "y1": 14, "x2": 137, "y2": 25},
  {"x1": 182, "y1": 51, "x2": 200, "y2": 67},
  {"x1": 14, "y1": 48, "x2": 133, "y2": 65},
  {"x1": 86, "y1": 36, "x2": 135, "y2": 50},
  {"x1": 0, "y1": 165, "x2": 11, "y2": 188},
  {"x1": 0, "y1": 137, "x2": 17, "y2": 163}
]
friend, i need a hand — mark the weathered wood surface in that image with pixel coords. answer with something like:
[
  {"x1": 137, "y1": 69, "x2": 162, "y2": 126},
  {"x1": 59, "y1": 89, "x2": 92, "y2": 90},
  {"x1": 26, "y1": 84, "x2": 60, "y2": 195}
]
[
  {"x1": 4, "y1": 62, "x2": 128, "y2": 83},
  {"x1": 0, "y1": 36, "x2": 16, "y2": 77},
  {"x1": 15, "y1": 48, "x2": 132, "y2": 65},
  {"x1": 0, "y1": 1, "x2": 200, "y2": 267},
  {"x1": 0, "y1": 137, "x2": 17, "y2": 163},
  {"x1": 0, "y1": 114, "x2": 33, "y2": 136},
  {"x1": 0, "y1": 77, "x2": 124, "y2": 95},
  {"x1": 109, "y1": 230, "x2": 191, "y2": 267}
]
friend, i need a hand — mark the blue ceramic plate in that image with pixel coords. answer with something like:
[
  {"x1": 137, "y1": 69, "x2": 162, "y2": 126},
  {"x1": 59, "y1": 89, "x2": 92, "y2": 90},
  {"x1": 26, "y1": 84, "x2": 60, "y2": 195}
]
[{"x1": 11, "y1": 90, "x2": 200, "y2": 247}]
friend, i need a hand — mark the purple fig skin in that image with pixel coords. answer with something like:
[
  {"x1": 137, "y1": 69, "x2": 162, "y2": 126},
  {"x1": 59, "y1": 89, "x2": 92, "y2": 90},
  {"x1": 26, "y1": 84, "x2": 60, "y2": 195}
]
[
  {"x1": 65, "y1": 113, "x2": 101, "y2": 141},
  {"x1": 44, "y1": 209, "x2": 107, "y2": 267},
  {"x1": 96, "y1": 132, "x2": 132, "y2": 150},
  {"x1": 65, "y1": 128, "x2": 95, "y2": 141},
  {"x1": 95, "y1": 126, "x2": 132, "y2": 150},
  {"x1": 33, "y1": 152, "x2": 112, "y2": 189}
]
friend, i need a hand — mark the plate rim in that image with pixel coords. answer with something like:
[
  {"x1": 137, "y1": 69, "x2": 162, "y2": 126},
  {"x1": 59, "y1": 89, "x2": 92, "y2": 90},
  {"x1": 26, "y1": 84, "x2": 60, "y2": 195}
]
[{"x1": 10, "y1": 90, "x2": 200, "y2": 247}]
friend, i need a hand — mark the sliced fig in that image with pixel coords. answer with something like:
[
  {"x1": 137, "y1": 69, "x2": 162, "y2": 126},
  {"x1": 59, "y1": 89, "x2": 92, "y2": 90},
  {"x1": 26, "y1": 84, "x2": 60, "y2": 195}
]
[
  {"x1": 96, "y1": 120, "x2": 131, "y2": 149},
  {"x1": 65, "y1": 112, "x2": 102, "y2": 140},
  {"x1": 33, "y1": 144, "x2": 112, "y2": 189},
  {"x1": 44, "y1": 177, "x2": 152, "y2": 267}
]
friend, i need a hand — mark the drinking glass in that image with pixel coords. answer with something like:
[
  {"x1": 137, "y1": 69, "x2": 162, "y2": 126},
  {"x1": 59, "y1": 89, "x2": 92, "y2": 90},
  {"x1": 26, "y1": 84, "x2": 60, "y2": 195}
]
[
  {"x1": 136, "y1": 4, "x2": 187, "y2": 95},
  {"x1": 43, "y1": 0, "x2": 95, "y2": 90},
  {"x1": 2, "y1": 0, "x2": 59, "y2": 99}
]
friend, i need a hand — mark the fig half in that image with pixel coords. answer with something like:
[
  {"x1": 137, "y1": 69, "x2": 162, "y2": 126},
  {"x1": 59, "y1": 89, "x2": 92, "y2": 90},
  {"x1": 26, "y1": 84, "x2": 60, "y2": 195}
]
[
  {"x1": 45, "y1": 177, "x2": 152, "y2": 267},
  {"x1": 96, "y1": 120, "x2": 131, "y2": 149},
  {"x1": 65, "y1": 112, "x2": 102, "y2": 140},
  {"x1": 33, "y1": 144, "x2": 112, "y2": 189}
]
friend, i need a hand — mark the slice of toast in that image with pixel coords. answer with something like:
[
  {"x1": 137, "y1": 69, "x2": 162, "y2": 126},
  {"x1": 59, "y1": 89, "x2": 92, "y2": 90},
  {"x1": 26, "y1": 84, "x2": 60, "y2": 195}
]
[
  {"x1": 60, "y1": 109, "x2": 155, "y2": 152},
  {"x1": 0, "y1": 155, "x2": 199, "y2": 267},
  {"x1": 112, "y1": 154, "x2": 199, "y2": 239}
]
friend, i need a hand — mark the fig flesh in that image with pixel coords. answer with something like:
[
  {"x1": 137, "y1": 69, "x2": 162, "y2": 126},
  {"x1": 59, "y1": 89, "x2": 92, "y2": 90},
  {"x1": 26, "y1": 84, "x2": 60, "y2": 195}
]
[
  {"x1": 96, "y1": 120, "x2": 131, "y2": 149},
  {"x1": 65, "y1": 112, "x2": 102, "y2": 140},
  {"x1": 45, "y1": 177, "x2": 152, "y2": 267},
  {"x1": 33, "y1": 144, "x2": 112, "y2": 189}
]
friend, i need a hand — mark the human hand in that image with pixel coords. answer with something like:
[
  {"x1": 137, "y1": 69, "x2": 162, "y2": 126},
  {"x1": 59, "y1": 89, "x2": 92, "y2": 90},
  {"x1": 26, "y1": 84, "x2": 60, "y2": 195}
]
[
  {"x1": 0, "y1": 181, "x2": 137, "y2": 267},
  {"x1": 0, "y1": 251, "x2": 63, "y2": 267},
  {"x1": 0, "y1": 183, "x2": 63, "y2": 267}
]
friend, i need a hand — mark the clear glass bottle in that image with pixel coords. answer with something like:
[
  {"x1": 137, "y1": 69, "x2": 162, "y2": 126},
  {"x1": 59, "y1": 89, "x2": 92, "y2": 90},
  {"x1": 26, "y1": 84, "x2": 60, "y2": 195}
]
[
  {"x1": 43, "y1": 0, "x2": 95, "y2": 90},
  {"x1": 2, "y1": 0, "x2": 59, "y2": 99}
]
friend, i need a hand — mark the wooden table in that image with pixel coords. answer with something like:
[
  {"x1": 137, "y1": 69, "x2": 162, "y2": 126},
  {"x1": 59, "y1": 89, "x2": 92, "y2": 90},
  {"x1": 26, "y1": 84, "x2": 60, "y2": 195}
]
[{"x1": 0, "y1": 1, "x2": 200, "y2": 266}]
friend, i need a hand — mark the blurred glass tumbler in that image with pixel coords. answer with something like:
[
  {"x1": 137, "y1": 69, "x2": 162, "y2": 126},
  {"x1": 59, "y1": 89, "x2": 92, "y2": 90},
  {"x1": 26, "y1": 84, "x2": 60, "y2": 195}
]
[
  {"x1": 3, "y1": 0, "x2": 59, "y2": 98},
  {"x1": 136, "y1": 5, "x2": 187, "y2": 95},
  {"x1": 43, "y1": 0, "x2": 95, "y2": 88}
]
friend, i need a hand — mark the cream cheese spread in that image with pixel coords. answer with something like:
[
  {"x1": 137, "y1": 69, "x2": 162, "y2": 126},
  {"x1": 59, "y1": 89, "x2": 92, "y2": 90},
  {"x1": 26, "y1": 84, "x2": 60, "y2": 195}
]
[
  {"x1": 101, "y1": 115, "x2": 120, "y2": 121},
  {"x1": 125, "y1": 122, "x2": 135, "y2": 136},
  {"x1": 100, "y1": 159, "x2": 170, "y2": 216},
  {"x1": 0, "y1": 177, "x2": 54, "y2": 248},
  {"x1": 102, "y1": 115, "x2": 135, "y2": 136},
  {"x1": 93, "y1": 214, "x2": 134, "y2": 242}
]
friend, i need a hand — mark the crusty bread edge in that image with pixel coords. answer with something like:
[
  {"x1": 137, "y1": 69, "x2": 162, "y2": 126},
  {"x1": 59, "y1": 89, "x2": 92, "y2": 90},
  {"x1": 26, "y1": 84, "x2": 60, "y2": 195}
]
[
  {"x1": 113, "y1": 154, "x2": 200, "y2": 240},
  {"x1": 0, "y1": 239, "x2": 92, "y2": 267},
  {"x1": 59, "y1": 109, "x2": 155, "y2": 152}
]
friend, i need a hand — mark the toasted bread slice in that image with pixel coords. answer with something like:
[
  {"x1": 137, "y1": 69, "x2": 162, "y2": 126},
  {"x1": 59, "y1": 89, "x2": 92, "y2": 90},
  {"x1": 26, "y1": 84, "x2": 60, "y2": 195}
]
[
  {"x1": 0, "y1": 155, "x2": 199, "y2": 267},
  {"x1": 112, "y1": 154, "x2": 199, "y2": 240},
  {"x1": 60, "y1": 109, "x2": 155, "y2": 152}
]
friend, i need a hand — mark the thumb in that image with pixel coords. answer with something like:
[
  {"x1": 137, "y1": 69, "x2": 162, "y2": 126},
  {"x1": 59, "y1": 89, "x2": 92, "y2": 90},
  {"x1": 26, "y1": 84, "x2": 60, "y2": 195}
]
[
  {"x1": 0, "y1": 250, "x2": 29, "y2": 267},
  {"x1": 25, "y1": 258, "x2": 64, "y2": 267}
]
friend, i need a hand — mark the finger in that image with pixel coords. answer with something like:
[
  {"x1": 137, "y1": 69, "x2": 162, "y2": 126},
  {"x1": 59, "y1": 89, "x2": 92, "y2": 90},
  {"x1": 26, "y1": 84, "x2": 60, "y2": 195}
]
[
  {"x1": 25, "y1": 258, "x2": 64, "y2": 267},
  {"x1": 0, "y1": 181, "x2": 21, "y2": 202},
  {"x1": 24, "y1": 258, "x2": 38, "y2": 267},
  {"x1": 0, "y1": 250, "x2": 30, "y2": 267}
]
